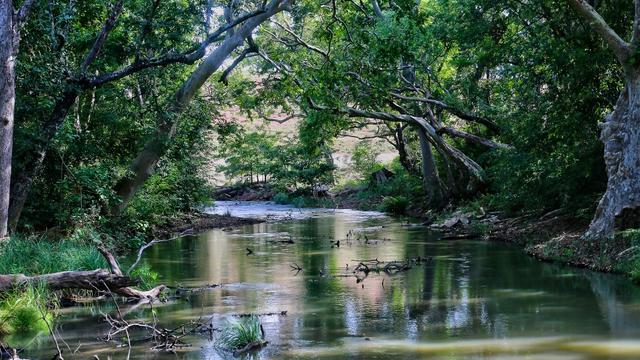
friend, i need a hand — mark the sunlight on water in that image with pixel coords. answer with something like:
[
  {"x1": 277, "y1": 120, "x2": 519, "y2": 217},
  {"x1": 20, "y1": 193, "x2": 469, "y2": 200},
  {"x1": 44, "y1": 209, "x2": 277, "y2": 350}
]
[{"x1": 15, "y1": 201, "x2": 640, "y2": 359}]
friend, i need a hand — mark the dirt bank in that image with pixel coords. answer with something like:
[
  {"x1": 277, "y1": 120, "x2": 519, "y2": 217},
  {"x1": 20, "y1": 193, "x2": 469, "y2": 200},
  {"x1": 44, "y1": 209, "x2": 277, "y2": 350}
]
[{"x1": 439, "y1": 209, "x2": 635, "y2": 276}]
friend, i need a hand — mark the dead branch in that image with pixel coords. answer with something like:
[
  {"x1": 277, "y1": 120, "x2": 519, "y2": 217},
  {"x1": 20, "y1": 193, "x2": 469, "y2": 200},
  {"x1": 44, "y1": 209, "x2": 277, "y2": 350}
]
[
  {"x1": 233, "y1": 310, "x2": 287, "y2": 317},
  {"x1": 128, "y1": 229, "x2": 194, "y2": 272}
]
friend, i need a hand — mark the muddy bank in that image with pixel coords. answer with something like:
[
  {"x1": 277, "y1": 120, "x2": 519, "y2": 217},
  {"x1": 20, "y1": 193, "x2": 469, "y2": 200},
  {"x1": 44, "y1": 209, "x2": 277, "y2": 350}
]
[
  {"x1": 153, "y1": 212, "x2": 263, "y2": 238},
  {"x1": 438, "y1": 209, "x2": 634, "y2": 275}
]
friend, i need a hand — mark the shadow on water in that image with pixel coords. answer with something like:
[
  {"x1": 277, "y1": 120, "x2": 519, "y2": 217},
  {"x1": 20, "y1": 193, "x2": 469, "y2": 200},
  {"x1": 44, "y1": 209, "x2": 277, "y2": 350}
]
[{"x1": 14, "y1": 201, "x2": 640, "y2": 359}]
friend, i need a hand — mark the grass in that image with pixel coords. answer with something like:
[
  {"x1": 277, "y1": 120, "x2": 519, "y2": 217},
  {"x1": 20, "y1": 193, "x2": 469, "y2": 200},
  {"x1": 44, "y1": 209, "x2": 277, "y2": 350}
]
[
  {"x1": 0, "y1": 285, "x2": 53, "y2": 336},
  {"x1": 0, "y1": 235, "x2": 106, "y2": 275},
  {"x1": 215, "y1": 315, "x2": 263, "y2": 351}
]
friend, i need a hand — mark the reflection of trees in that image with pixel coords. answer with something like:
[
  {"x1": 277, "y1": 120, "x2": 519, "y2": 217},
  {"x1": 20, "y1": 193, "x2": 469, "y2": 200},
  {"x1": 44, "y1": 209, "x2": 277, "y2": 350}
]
[
  {"x1": 586, "y1": 271, "x2": 640, "y2": 337},
  {"x1": 137, "y1": 210, "x2": 640, "y2": 351}
]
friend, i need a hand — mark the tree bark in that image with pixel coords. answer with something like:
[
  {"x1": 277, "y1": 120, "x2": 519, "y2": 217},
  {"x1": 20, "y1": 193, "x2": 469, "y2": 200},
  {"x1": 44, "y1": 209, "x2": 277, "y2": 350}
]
[
  {"x1": 584, "y1": 76, "x2": 640, "y2": 239},
  {"x1": 0, "y1": 269, "x2": 137, "y2": 292},
  {"x1": 394, "y1": 124, "x2": 415, "y2": 174},
  {"x1": 564, "y1": 0, "x2": 640, "y2": 240},
  {"x1": 112, "y1": 0, "x2": 289, "y2": 214},
  {"x1": 417, "y1": 126, "x2": 445, "y2": 208},
  {"x1": 0, "y1": 0, "x2": 16, "y2": 238}
]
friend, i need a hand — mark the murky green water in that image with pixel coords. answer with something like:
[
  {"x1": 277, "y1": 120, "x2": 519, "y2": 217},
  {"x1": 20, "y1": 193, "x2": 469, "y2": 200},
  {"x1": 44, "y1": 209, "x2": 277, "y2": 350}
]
[{"x1": 12, "y1": 201, "x2": 640, "y2": 359}]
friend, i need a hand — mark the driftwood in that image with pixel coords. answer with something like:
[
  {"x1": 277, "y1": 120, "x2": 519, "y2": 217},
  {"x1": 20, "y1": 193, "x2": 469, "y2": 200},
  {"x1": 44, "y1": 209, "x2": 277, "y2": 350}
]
[
  {"x1": 0, "y1": 246, "x2": 166, "y2": 301},
  {"x1": 234, "y1": 310, "x2": 287, "y2": 317},
  {"x1": 101, "y1": 312, "x2": 206, "y2": 351},
  {"x1": 0, "y1": 270, "x2": 137, "y2": 292},
  {"x1": 233, "y1": 340, "x2": 267, "y2": 357},
  {"x1": 97, "y1": 246, "x2": 166, "y2": 300}
]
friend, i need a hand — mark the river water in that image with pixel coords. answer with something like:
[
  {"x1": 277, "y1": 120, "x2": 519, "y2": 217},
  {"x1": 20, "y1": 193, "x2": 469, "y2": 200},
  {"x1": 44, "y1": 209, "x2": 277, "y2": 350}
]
[{"x1": 12, "y1": 201, "x2": 640, "y2": 359}]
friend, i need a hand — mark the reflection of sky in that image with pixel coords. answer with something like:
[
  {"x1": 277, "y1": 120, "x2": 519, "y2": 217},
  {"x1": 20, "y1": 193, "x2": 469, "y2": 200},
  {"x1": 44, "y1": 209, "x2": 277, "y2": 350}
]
[{"x1": 22, "y1": 202, "x2": 640, "y2": 359}]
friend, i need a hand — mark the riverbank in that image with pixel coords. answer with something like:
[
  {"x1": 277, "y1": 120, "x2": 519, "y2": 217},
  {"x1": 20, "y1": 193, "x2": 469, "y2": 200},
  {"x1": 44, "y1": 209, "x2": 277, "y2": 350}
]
[
  {"x1": 153, "y1": 211, "x2": 263, "y2": 238},
  {"x1": 435, "y1": 208, "x2": 640, "y2": 281},
  {"x1": 213, "y1": 183, "x2": 640, "y2": 282}
]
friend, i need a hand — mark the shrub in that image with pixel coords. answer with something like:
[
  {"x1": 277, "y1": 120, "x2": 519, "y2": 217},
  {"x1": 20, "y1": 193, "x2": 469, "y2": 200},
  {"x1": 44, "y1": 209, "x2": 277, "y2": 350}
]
[
  {"x1": 129, "y1": 264, "x2": 159, "y2": 291},
  {"x1": 380, "y1": 196, "x2": 409, "y2": 215},
  {"x1": 272, "y1": 192, "x2": 290, "y2": 204}
]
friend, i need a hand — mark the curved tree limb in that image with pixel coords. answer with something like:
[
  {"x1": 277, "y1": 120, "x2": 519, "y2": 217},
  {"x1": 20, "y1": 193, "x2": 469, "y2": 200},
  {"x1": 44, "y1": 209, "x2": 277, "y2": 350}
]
[
  {"x1": 390, "y1": 92, "x2": 500, "y2": 132},
  {"x1": 565, "y1": 0, "x2": 630, "y2": 64}
]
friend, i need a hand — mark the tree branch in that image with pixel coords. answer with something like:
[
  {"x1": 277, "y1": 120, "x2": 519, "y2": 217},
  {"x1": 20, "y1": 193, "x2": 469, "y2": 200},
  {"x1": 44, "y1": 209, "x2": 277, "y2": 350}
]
[
  {"x1": 79, "y1": 0, "x2": 125, "y2": 73},
  {"x1": 437, "y1": 127, "x2": 510, "y2": 150},
  {"x1": 370, "y1": 0, "x2": 383, "y2": 18},
  {"x1": 566, "y1": 0, "x2": 630, "y2": 63},
  {"x1": 391, "y1": 92, "x2": 500, "y2": 132},
  {"x1": 15, "y1": 0, "x2": 37, "y2": 25}
]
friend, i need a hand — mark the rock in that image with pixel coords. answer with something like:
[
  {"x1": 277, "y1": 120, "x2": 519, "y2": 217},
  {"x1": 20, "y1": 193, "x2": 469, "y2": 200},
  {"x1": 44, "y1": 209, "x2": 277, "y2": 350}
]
[{"x1": 437, "y1": 211, "x2": 472, "y2": 229}]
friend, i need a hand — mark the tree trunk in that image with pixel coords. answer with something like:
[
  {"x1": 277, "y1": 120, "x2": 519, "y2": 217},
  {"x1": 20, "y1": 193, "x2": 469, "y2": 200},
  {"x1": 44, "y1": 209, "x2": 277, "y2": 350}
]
[
  {"x1": 112, "y1": 0, "x2": 289, "y2": 214},
  {"x1": 8, "y1": 88, "x2": 80, "y2": 230},
  {"x1": 584, "y1": 75, "x2": 640, "y2": 239},
  {"x1": 0, "y1": 1, "x2": 16, "y2": 238},
  {"x1": 417, "y1": 126, "x2": 445, "y2": 208},
  {"x1": 394, "y1": 124, "x2": 415, "y2": 174}
]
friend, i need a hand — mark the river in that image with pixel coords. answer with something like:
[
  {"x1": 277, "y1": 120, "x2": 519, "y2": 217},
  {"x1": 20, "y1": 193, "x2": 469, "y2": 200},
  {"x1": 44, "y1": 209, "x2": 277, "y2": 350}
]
[{"x1": 12, "y1": 201, "x2": 640, "y2": 359}]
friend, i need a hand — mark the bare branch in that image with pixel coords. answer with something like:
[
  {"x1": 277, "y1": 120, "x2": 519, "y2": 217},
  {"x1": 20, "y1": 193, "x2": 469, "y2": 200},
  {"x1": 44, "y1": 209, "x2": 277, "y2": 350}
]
[
  {"x1": 272, "y1": 21, "x2": 329, "y2": 58},
  {"x1": 437, "y1": 127, "x2": 511, "y2": 150},
  {"x1": 391, "y1": 92, "x2": 500, "y2": 132},
  {"x1": 370, "y1": 0, "x2": 383, "y2": 18},
  {"x1": 219, "y1": 39, "x2": 259, "y2": 84}
]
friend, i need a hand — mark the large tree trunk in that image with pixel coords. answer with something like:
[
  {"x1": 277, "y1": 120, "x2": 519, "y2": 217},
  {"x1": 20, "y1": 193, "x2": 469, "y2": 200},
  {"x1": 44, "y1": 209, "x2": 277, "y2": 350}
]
[
  {"x1": 394, "y1": 124, "x2": 416, "y2": 175},
  {"x1": 0, "y1": 1, "x2": 16, "y2": 238},
  {"x1": 584, "y1": 75, "x2": 640, "y2": 239},
  {"x1": 112, "y1": 0, "x2": 289, "y2": 214},
  {"x1": 417, "y1": 127, "x2": 445, "y2": 208}
]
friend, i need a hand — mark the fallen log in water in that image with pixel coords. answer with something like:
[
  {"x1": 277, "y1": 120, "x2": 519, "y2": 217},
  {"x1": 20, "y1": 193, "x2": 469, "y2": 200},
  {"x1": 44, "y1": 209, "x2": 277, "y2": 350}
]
[
  {"x1": 0, "y1": 270, "x2": 137, "y2": 292},
  {"x1": 0, "y1": 246, "x2": 166, "y2": 301}
]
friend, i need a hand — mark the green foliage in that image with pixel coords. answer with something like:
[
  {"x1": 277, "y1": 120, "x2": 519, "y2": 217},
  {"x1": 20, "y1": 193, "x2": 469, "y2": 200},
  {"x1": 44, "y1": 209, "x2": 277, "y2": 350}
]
[
  {"x1": 129, "y1": 264, "x2": 159, "y2": 291},
  {"x1": 215, "y1": 128, "x2": 335, "y2": 191},
  {"x1": 0, "y1": 286, "x2": 53, "y2": 335},
  {"x1": 352, "y1": 141, "x2": 383, "y2": 180},
  {"x1": 215, "y1": 316, "x2": 263, "y2": 351},
  {"x1": 272, "y1": 192, "x2": 290, "y2": 205},
  {"x1": 380, "y1": 196, "x2": 409, "y2": 215}
]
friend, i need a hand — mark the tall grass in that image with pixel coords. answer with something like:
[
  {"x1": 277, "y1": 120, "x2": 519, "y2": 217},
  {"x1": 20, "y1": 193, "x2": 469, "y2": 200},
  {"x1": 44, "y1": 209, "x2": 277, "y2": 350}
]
[
  {"x1": 215, "y1": 316, "x2": 263, "y2": 351},
  {"x1": 0, "y1": 286, "x2": 53, "y2": 335},
  {"x1": 0, "y1": 235, "x2": 106, "y2": 275}
]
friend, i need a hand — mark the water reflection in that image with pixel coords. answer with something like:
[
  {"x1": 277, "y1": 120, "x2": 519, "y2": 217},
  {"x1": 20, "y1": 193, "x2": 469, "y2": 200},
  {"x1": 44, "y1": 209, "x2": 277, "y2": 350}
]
[{"x1": 14, "y1": 202, "x2": 640, "y2": 359}]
